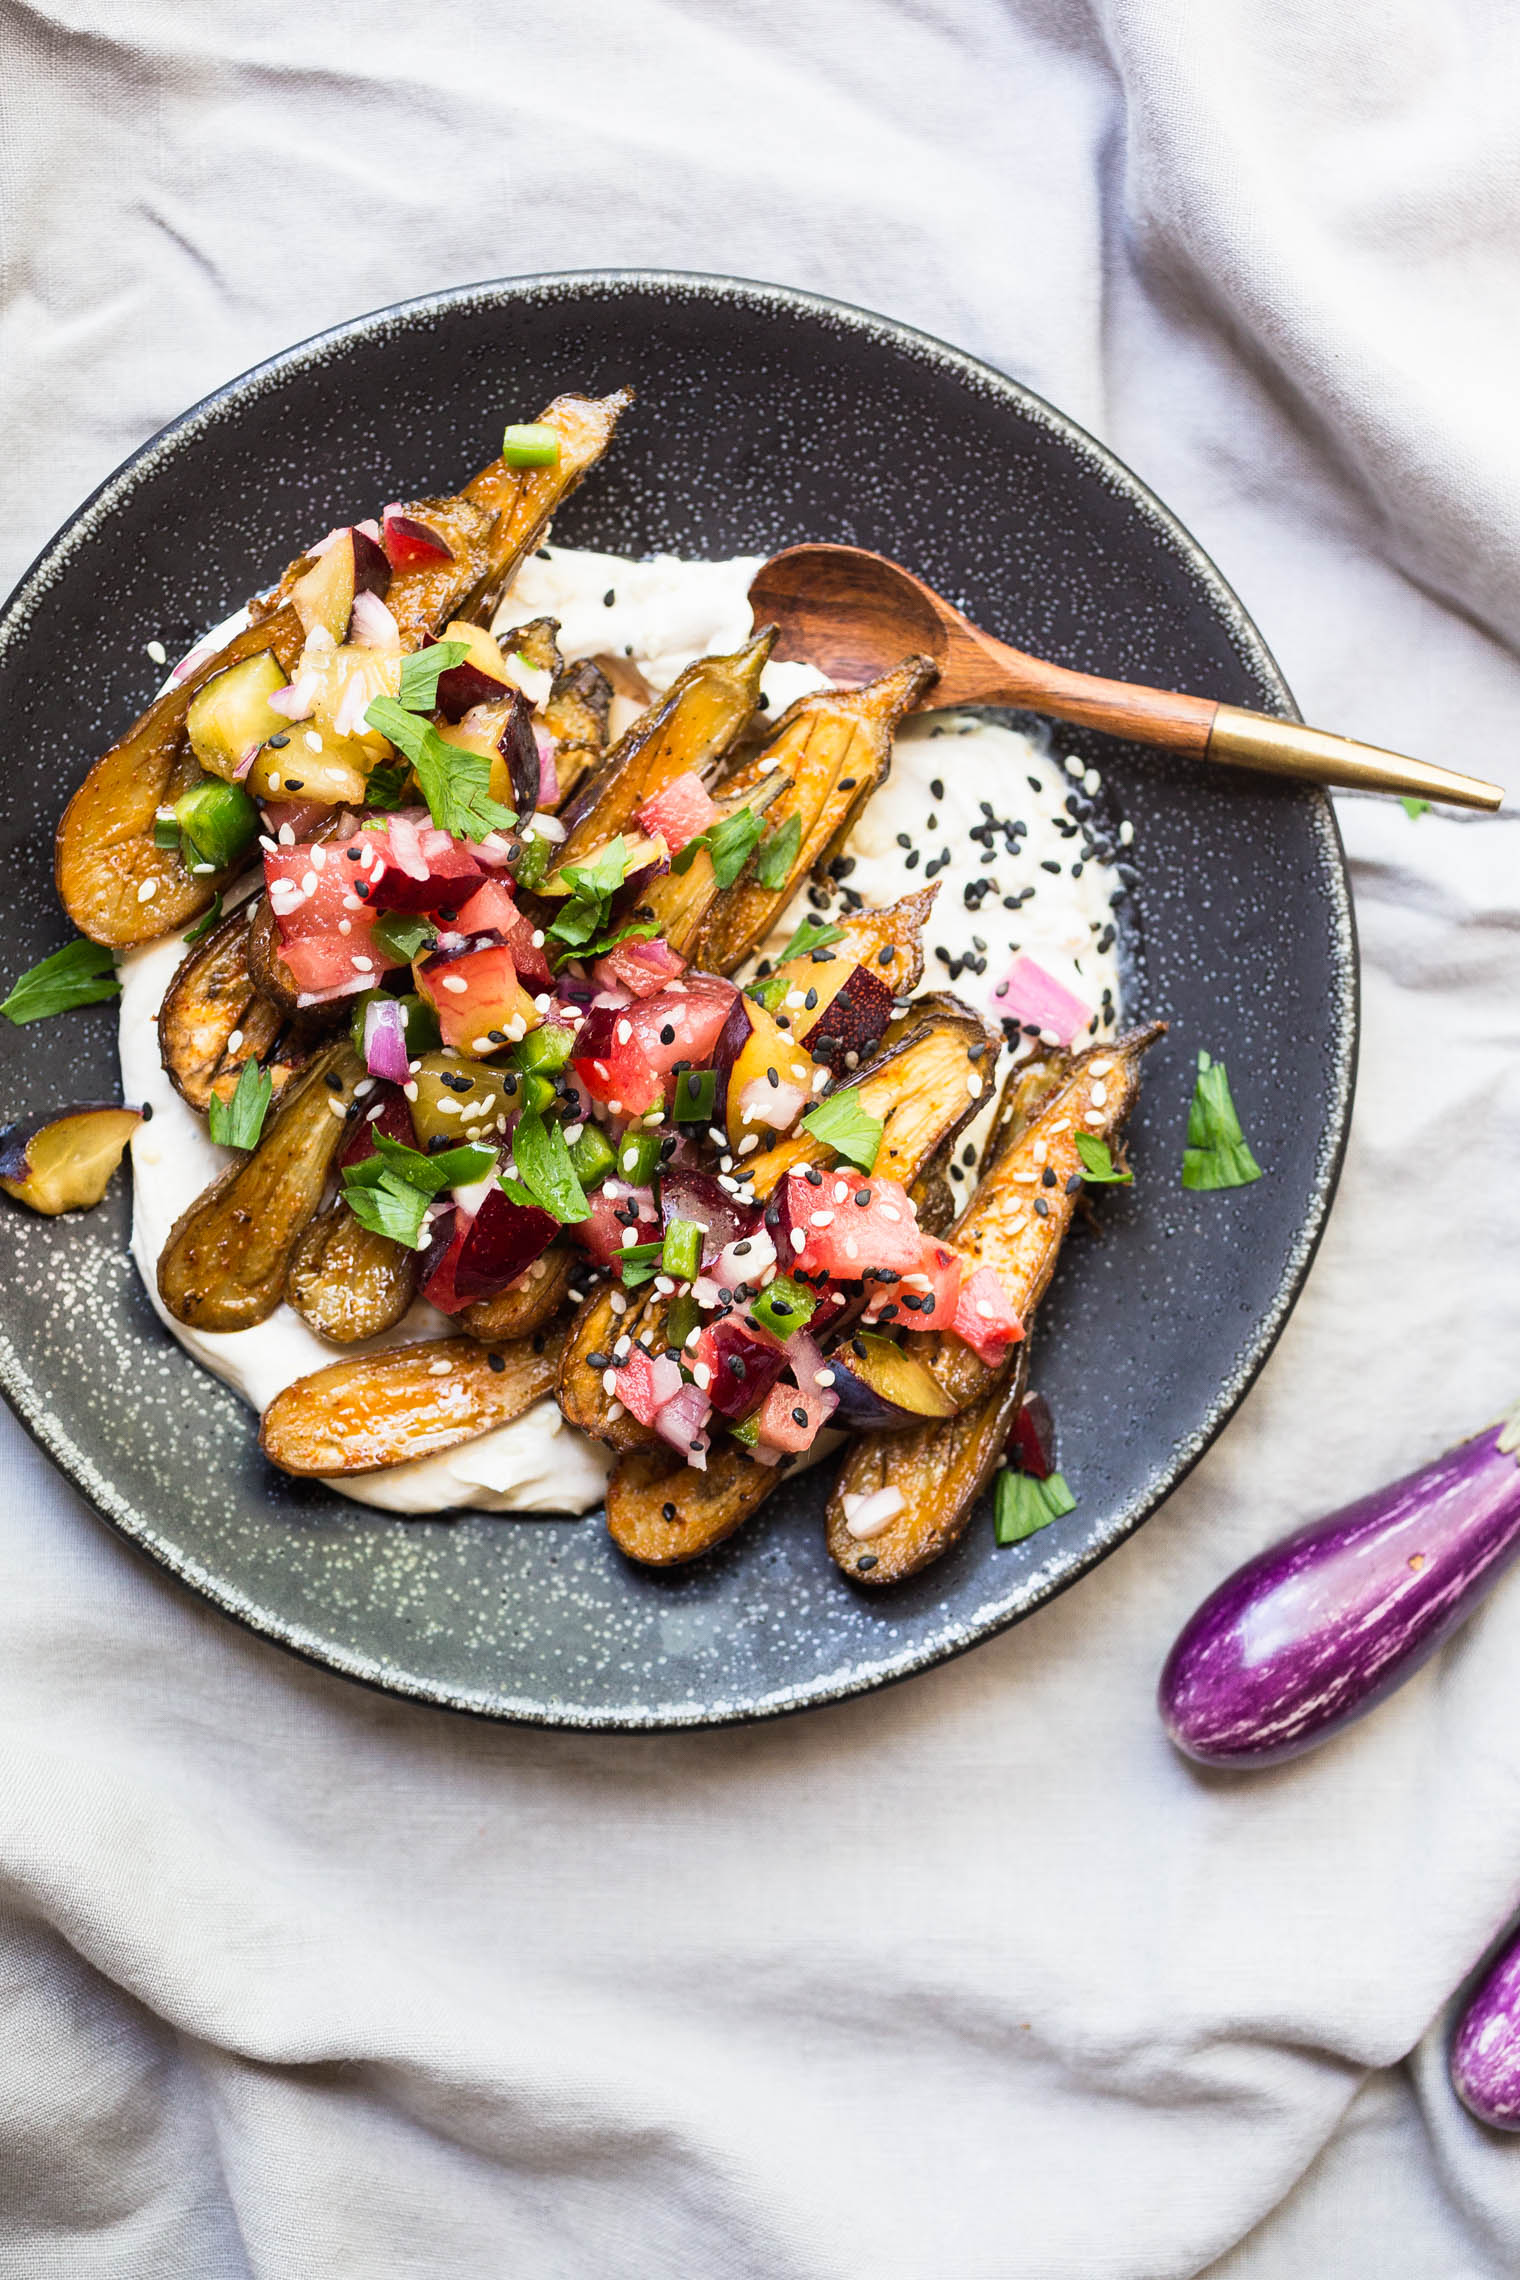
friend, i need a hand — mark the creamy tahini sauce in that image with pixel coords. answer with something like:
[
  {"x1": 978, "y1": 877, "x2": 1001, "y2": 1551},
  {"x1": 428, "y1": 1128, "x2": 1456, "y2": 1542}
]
[{"x1": 122, "y1": 547, "x2": 1127, "y2": 1516}]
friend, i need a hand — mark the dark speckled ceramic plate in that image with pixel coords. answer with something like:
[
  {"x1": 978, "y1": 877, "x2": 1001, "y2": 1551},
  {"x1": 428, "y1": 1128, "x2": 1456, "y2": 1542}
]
[{"x1": 0, "y1": 273, "x2": 1355, "y2": 1728}]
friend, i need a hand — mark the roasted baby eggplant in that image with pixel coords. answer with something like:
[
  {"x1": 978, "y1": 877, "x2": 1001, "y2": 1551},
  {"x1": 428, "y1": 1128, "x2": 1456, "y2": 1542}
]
[
  {"x1": 743, "y1": 996, "x2": 996, "y2": 1199},
  {"x1": 605, "y1": 1439, "x2": 781, "y2": 1567},
  {"x1": 156, "y1": 1041, "x2": 364, "y2": 1332},
  {"x1": 285, "y1": 1199, "x2": 420, "y2": 1344},
  {"x1": 157, "y1": 904, "x2": 312, "y2": 1112},
  {"x1": 921, "y1": 1022, "x2": 1164, "y2": 1414},
  {"x1": 826, "y1": 1360, "x2": 1028, "y2": 1585},
  {"x1": 460, "y1": 1241, "x2": 578, "y2": 1342},
  {"x1": 692, "y1": 655, "x2": 936, "y2": 974},
  {"x1": 555, "y1": 629, "x2": 773, "y2": 867},
  {"x1": 541, "y1": 659, "x2": 612, "y2": 805},
  {"x1": 58, "y1": 389, "x2": 631, "y2": 949},
  {"x1": 260, "y1": 1327, "x2": 565, "y2": 1476},
  {"x1": 56, "y1": 614, "x2": 307, "y2": 949},
  {"x1": 557, "y1": 1284, "x2": 659, "y2": 1452},
  {"x1": 0, "y1": 1105, "x2": 141, "y2": 1215}
]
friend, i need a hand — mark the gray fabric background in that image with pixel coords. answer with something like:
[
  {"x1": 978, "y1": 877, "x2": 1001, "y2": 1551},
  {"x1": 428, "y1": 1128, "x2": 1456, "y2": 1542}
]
[{"x1": 3, "y1": 2, "x2": 1520, "y2": 2272}]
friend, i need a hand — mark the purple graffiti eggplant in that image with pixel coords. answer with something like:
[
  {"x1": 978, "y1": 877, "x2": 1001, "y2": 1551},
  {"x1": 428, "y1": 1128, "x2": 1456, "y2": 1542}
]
[
  {"x1": 1159, "y1": 1415, "x2": 1520, "y2": 1767},
  {"x1": 1451, "y1": 1923, "x2": 1520, "y2": 2130}
]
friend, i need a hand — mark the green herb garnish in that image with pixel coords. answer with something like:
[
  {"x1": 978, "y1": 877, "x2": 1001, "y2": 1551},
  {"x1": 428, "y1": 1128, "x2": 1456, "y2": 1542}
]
[
  {"x1": 544, "y1": 836, "x2": 632, "y2": 956},
  {"x1": 777, "y1": 917, "x2": 845, "y2": 964},
  {"x1": 509, "y1": 1107, "x2": 590, "y2": 1224},
  {"x1": 183, "y1": 895, "x2": 225, "y2": 948},
  {"x1": 152, "y1": 809, "x2": 181, "y2": 851},
  {"x1": 567, "y1": 1124, "x2": 616, "y2": 1192},
  {"x1": 995, "y1": 1468, "x2": 1077, "y2": 1545},
  {"x1": 342, "y1": 1169, "x2": 434, "y2": 1250},
  {"x1": 207, "y1": 1058, "x2": 273, "y2": 1151},
  {"x1": 364, "y1": 762, "x2": 411, "y2": 811},
  {"x1": 671, "y1": 805, "x2": 764, "y2": 889},
  {"x1": 671, "y1": 1069, "x2": 718, "y2": 1125},
  {"x1": 364, "y1": 696, "x2": 517, "y2": 842},
  {"x1": 347, "y1": 1130, "x2": 495, "y2": 1198},
  {"x1": 800, "y1": 1085, "x2": 883, "y2": 1172},
  {"x1": 754, "y1": 812, "x2": 801, "y2": 891},
  {"x1": 397, "y1": 639, "x2": 471, "y2": 714},
  {"x1": 1400, "y1": 797, "x2": 1430, "y2": 821},
  {"x1": 1, "y1": 938, "x2": 120, "y2": 1026},
  {"x1": 1072, "y1": 1132, "x2": 1132, "y2": 1185},
  {"x1": 502, "y1": 422, "x2": 561, "y2": 468},
  {"x1": 555, "y1": 918, "x2": 660, "y2": 974},
  {"x1": 1181, "y1": 1050, "x2": 1263, "y2": 1192},
  {"x1": 614, "y1": 1238, "x2": 664, "y2": 1289},
  {"x1": 371, "y1": 910, "x2": 435, "y2": 967}
]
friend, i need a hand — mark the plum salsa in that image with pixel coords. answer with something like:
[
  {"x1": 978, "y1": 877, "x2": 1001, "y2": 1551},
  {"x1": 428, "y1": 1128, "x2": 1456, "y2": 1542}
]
[{"x1": 1, "y1": 382, "x2": 1174, "y2": 1583}]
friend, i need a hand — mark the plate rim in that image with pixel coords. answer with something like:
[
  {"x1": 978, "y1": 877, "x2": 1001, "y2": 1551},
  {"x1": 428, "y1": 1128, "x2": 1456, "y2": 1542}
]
[{"x1": 0, "y1": 268, "x2": 1358, "y2": 1729}]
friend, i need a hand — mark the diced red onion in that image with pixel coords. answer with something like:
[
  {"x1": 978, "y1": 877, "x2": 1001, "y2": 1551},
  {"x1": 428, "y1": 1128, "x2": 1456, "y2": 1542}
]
[
  {"x1": 533, "y1": 728, "x2": 561, "y2": 810},
  {"x1": 296, "y1": 972, "x2": 374, "y2": 1006},
  {"x1": 716, "y1": 1226, "x2": 776, "y2": 1291},
  {"x1": 590, "y1": 986, "x2": 633, "y2": 1011},
  {"x1": 990, "y1": 953, "x2": 1092, "y2": 1047},
  {"x1": 646, "y1": 1354, "x2": 685, "y2": 1411},
  {"x1": 363, "y1": 996, "x2": 411, "y2": 1084},
  {"x1": 384, "y1": 812, "x2": 431, "y2": 881},
  {"x1": 737, "y1": 1075, "x2": 809, "y2": 1133},
  {"x1": 349, "y1": 590, "x2": 400, "y2": 650},
  {"x1": 354, "y1": 518, "x2": 382, "y2": 544},
  {"x1": 232, "y1": 740, "x2": 261, "y2": 782},
  {"x1": 654, "y1": 1381, "x2": 713, "y2": 1469},
  {"x1": 267, "y1": 674, "x2": 319, "y2": 721},
  {"x1": 783, "y1": 1329, "x2": 828, "y2": 1389}
]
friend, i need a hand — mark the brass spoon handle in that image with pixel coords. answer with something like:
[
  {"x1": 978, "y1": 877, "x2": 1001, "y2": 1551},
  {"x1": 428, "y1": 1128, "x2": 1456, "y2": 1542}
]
[{"x1": 1205, "y1": 707, "x2": 1500, "y2": 810}]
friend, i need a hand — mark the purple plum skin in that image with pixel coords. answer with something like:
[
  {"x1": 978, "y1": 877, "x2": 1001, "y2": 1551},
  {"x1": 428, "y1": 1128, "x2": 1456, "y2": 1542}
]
[
  {"x1": 1452, "y1": 1925, "x2": 1520, "y2": 2130},
  {"x1": 1159, "y1": 1425, "x2": 1520, "y2": 1767}
]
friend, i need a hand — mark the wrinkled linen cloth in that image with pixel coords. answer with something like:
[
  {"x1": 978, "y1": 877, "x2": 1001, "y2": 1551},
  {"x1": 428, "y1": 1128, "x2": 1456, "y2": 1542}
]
[{"x1": 3, "y1": 2, "x2": 1520, "y2": 2273}]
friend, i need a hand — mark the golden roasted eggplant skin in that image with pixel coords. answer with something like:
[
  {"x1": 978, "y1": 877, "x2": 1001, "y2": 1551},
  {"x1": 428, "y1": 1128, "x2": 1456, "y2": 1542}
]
[
  {"x1": 922, "y1": 1022, "x2": 1165, "y2": 1414},
  {"x1": 606, "y1": 1440, "x2": 781, "y2": 1567},
  {"x1": 541, "y1": 659, "x2": 612, "y2": 806},
  {"x1": 57, "y1": 614, "x2": 307, "y2": 949},
  {"x1": 284, "y1": 1200, "x2": 420, "y2": 1345},
  {"x1": 742, "y1": 995, "x2": 996, "y2": 1200},
  {"x1": 460, "y1": 1242, "x2": 578, "y2": 1343},
  {"x1": 691, "y1": 654, "x2": 937, "y2": 975},
  {"x1": 156, "y1": 1041, "x2": 364, "y2": 1333},
  {"x1": 826, "y1": 1359, "x2": 1028, "y2": 1586},
  {"x1": 603, "y1": 998, "x2": 999, "y2": 1566},
  {"x1": 157, "y1": 904, "x2": 312, "y2": 1112},
  {"x1": 58, "y1": 390, "x2": 631, "y2": 950},
  {"x1": 555, "y1": 628, "x2": 774, "y2": 868},
  {"x1": 557, "y1": 1283, "x2": 658, "y2": 1452},
  {"x1": 260, "y1": 1328, "x2": 565, "y2": 1477}
]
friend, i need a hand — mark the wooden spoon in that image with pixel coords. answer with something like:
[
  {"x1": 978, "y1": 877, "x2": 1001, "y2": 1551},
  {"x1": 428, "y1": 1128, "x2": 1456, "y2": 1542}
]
[{"x1": 748, "y1": 543, "x2": 1501, "y2": 812}]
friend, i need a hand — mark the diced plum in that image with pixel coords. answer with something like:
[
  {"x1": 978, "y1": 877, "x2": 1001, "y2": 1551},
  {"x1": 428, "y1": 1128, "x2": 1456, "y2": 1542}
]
[
  {"x1": 415, "y1": 935, "x2": 539, "y2": 1052},
  {"x1": 695, "y1": 1320, "x2": 787, "y2": 1421},
  {"x1": 290, "y1": 527, "x2": 391, "y2": 645},
  {"x1": 592, "y1": 934, "x2": 686, "y2": 999},
  {"x1": 338, "y1": 1081, "x2": 416, "y2": 1168},
  {"x1": 451, "y1": 1186, "x2": 559, "y2": 1301},
  {"x1": 658, "y1": 1168, "x2": 759, "y2": 1266},
  {"x1": 381, "y1": 507, "x2": 454, "y2": 571},
  {"x1": 454, "y1": 878, "x2": 552, "y2": 988},
  {"x1": 575, "y1": 1181, "x2": 659, "y2": 1266},
  {"x1": 756, "y1": 1377, "x2": 838, "y2": 1455},
  {"x1": 1011, "y1": 1391, "x2": 1055, "y2": 1479},
  {"x1": 363, "y1": 822, "x2": 484, "y2": 915}
]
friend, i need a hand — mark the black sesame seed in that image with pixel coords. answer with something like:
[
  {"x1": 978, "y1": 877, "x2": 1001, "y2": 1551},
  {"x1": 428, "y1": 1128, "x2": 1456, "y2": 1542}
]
[
  {"x1": 1066, "y1": 1173, "x2": 1084, "y2": 1194},
  {"x1": 877, "y1": 1303, "x2": 900, "y2": 1322},
  {"x1": 792, "y1": 1406, "x2": 808, "y2": 1427},
  {"x1": 487, "y1": 1351, "x2": 506, "y2": 1374},
  {"x1": 586, "y1": 1351, "x2": 609, "y2": 1371},
  {"x1": 659, "y1": 1024, "x2": 675, "y2": 1045},
  {"x1": 857, "y1": 1554, "x2": 879, "y2": 1571},
  {"x1": 930, "y1": 778, "x2": 944, "y2": 800},
  {"x1": 1042, "y1": 1165, "x2": 1057, "y2": 1187},
  {"x1": 323, "y1": 1072, "x2": 343, "y2": 1092},
  {"x1": 662, "y1": 1502, "x2": 677, "y2": 1521},
  {"x1": 962, "y1": 1144, "x2": 976, "y2": 1166},
  {"x1": 1034, "y1": 1196, "x2": 1050, "y2": 1218},
  {"x1": 839, "y1": 777, "x2": 856, "y2": 790},
  {"x1": 603, "y1": 588, "x2": 616, "y2": 606},
  {"x1": 1041, "y1": 859, "x2": 1062, "y2": 875},
  {"x1": 805, "y1": 1165, "x2": 824, "y2": 1186},
  {"x1": 268, "y1": 733, "x2": 290, "y2": 749},
  {"x1": 904, "y1": 850, "x2": 920, "y2": 869},
  {"x1": 803, "y1": 988, "x2": 817, "y2": 1010},
  {"x1": 877, "y1": 944, "x2": 895, "y2": 965},
  {"x1": 766, "y1": 1065, "x2": 780, "y2": 1088},
  {"x1": 926, "y1": 813, "x2": 938, "y2": 831},
  {"x1": 426, "y1": 1133, "x2": 453, "y2": 1154},
  {"x1": 854, "y1": 1189, "x2": 871, "y2": 1206}
]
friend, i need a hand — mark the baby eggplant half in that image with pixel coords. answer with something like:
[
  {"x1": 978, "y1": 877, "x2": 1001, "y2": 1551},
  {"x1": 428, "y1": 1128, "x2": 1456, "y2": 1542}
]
[
  {"x1": 285, "y1": 1199, "x2": 420, "y2": 1346},
  {"x1": 157, "y1": 1041, "x2": 364, "y2": 1333},
  {"x1": 0, "y1": 1105, "x2": 141, "y2": 1215},
  {"x1": 157, "y1": 903, "x2": 312, "y2": 1112},
  {"x1": 260, "y1": 1327, "x2": 565, "y2": 1476}
]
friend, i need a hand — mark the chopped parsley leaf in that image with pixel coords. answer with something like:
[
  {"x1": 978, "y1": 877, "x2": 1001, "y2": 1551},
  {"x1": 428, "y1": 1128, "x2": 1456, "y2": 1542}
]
[
  {"x1": 207, "y1": 1058, "x2": 273, "y2": 1151},
  {"x1": 1073, "y1": 1132, "x2": 1132, "y2": 1185},
  {"x1": 754, "y1": 812, "x2": 801, "y2": 891},
  {"x1": 1181, "y1": 1050, "x2": 1263, "y2": 1191},
  {"x1": 364, "y1": 695, "x2": 516, "y2": 842},
  {"x1": 800, "y1": 1084, "x2": 883, "y2": 1172},
  {"x1": 1, "y1": 938, "x2": 120, "y2": 1026}
]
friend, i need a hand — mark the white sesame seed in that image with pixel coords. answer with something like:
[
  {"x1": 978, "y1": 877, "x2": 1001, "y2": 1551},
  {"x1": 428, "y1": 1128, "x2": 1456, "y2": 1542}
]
[
  {"x1": 563, "y1": 1123, "x2": 584, "y2": 1145},
  {"x1": 966, "y1": 1074, "x2": 982, "y2": 1097},
  {"x1": 811, "y1": 1068, "x2": 829, "y2": 1092},
  {"x1": 685, "y1": 1326, "x2": 701, "y2": 1349},
  {"x1": 146, "y1": 639, "x2": 167, "y2": 664},
  {"x1": 305, "y1": 730, "x2": 322, "y2": 752},
  {"x1": 844, "y1": 1235, "x2": 859, "y2": 1258},
  {"x1": 790, "y1": 1228, "x2": 806, "y2": 1253},
  {"x1": 1084, "y1": 1109, "x2": 1104, "y2": 1126},
  {"x1": 310, "y1": 846, "x2": 326, "y2": 871},
  {"x1": 693, "y1": 1363, "x2": 712, "y2": 1389},
  {"x1": 976, "y1": 1300, "x2": 995, "y2": 1319},
  {"x1": 327, "y1": 1096, "x2": 347, "y2": 1117},
  {"x1": 352, "y1": 956, "x2": 373, "y2": 972},
  {"x1": 606, "y1": 1400, "x2": 625, "y2": 1421},
  {"x1": 816, "y1": 1369, "x2": 835, "y2": 1387},
  {"x1": 1119, "y1": 820, "x2": 1134, "y2": 846},
  {"x1": 441, "y1": 974, "x2": 469, "y2": 993},
  {"x1": 602, "y1": 1370, "x2": 618, "y2": 1394},
  {"x1": 1090, "y1": 1058, "x2": 1113, "y2": 1077},
  {"x1": 621, "y1": 1227, "x2": 640, "y2": 1247},
  {"x1": 607, "y1": 1098, "x2": 622, "y2": 1115},
  {"x1": 227, "y1": 1029, "x2": 244, "y2": 1053},
  {"x1": 1091, "y1": 1082, "x2": 1109, "y2": 1107},
  {"x1": 834, "y1": 1183, "x2": 849, "y2": 1202},
  {"x1": 403, "y1": 1082, "x2": 418, "y2": 1099},
  {"x1": 609, "y1": 1292, "x2": 628, "y2": 1315},
  {"x1": 1033, "y1": 1140, "x2": 1048, "y2": 1163},
  {"x1": 531, "y1": 929, "x2": 545, "y2": 947},
  {"x1": 137, "y1": 878, "x2": 158, "y2": 902},
  {"x1": 278, "y1": 824, "x2": 296, "y2": 846},
  {"x1": 259, "y1": 835, "x2": 277, "y2": 854},
  {"x1": 338, "y1": 919, "x2": 352, "y2": 935}
]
